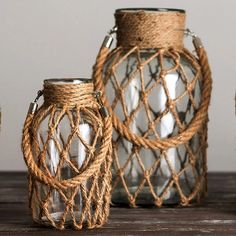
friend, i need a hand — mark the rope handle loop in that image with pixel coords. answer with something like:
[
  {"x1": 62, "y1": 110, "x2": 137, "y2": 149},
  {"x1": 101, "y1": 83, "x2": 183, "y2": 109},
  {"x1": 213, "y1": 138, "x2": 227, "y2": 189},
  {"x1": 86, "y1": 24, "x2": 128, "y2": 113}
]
[
  {"x1": 92, "y1": 27, "x2": 212, "y2": 150},
  {"x1": 22, "y1": 91, "x2": 112, "y2": 190}
]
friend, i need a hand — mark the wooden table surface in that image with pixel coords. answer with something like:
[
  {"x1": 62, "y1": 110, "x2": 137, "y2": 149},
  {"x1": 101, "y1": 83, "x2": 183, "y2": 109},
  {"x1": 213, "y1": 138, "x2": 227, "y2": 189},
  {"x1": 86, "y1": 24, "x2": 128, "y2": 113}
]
[{"x1": 0, "y1": 172, "x2": 236, "y2": 236}]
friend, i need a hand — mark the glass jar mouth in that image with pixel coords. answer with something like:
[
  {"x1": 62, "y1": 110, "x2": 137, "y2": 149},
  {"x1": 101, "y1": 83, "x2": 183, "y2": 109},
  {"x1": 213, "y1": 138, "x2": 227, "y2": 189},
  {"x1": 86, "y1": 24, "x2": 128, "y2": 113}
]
[
  {"x1": 44, "y1": 78, "x2": 92, "y2": 85},
  {"x1": 116, "y1": 8, "x2": 185, "y2": 14}
]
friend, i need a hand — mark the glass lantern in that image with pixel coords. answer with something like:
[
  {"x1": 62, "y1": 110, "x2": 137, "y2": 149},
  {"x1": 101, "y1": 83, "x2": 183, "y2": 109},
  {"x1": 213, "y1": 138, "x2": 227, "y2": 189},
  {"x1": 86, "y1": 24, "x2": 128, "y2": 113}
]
[
  {"x1": 22, "y1": 78, "x2": 112, "y2": 229},
  {"x1": 93, "y1": 8, "x2": 211, "y2": 206}
]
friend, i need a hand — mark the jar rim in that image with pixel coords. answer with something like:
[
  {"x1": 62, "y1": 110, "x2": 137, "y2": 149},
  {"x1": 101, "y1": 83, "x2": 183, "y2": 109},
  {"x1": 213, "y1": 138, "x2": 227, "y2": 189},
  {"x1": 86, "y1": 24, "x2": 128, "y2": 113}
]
[
  {"x1": 44, "y1": 78, "x2": 92, "y2": 84},
  {"x1": 115, "y1": 8, "x2": 185, "y2": 14}
]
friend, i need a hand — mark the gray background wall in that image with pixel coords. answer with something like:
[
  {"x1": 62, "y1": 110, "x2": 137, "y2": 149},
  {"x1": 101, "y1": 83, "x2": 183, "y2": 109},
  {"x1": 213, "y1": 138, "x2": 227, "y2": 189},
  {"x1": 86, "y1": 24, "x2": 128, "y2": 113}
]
[{"x1": 0, "y1": 0, "x2": 235, "y2": 171}]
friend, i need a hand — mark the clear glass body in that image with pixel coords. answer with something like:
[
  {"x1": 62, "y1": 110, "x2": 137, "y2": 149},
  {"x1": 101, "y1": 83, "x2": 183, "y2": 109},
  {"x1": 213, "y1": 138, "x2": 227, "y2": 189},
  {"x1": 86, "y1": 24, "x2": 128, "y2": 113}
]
[
  {"x1": 105, "y1": 49, "x2": 203, "y2": 205},
  {"x1": 32, "y1": 79, "x2": 96, "y2": 225}
]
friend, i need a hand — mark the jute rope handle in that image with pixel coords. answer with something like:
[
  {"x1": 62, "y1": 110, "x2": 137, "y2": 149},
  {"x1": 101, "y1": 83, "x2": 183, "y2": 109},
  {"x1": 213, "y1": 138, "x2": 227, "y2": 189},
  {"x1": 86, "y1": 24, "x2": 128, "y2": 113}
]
[
  {"x1": 92, "y1": 28, "x2": 212, "y2": 150},
  {"x1": 22, "y1": 96, "x2": 112, "y2": 190}
]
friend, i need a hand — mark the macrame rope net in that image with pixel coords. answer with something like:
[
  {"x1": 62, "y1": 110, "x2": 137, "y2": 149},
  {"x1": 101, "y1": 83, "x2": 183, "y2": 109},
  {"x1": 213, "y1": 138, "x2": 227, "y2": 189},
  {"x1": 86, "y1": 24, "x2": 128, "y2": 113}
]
[
  {"x1": 92, "y1": 10, "x2": 212, "y2": 207},
  {"x1": 22, "y1": 82, "x2": 113, "y2": 229}
]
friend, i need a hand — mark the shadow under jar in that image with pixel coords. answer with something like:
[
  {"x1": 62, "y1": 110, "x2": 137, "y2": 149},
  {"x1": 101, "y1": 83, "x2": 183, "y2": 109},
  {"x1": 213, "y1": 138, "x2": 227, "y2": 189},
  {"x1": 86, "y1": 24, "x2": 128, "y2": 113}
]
[{"x1": 102, "y1": 8, "x2": 208, "y2": 206}]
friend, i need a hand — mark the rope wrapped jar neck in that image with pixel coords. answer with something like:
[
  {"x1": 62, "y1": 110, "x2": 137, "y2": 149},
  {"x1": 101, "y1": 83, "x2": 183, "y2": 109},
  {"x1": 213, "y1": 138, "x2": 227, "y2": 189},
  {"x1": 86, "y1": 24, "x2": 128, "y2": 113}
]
[
  {"x1": 115, "y1": 8, "x2": 186, "y2": 49},
  {"x1": 29, "y1": 79, "x2": 109, "y2": 118},
  {"x1": 43, "y1": 79, "x2": 96, "y2": 107}
]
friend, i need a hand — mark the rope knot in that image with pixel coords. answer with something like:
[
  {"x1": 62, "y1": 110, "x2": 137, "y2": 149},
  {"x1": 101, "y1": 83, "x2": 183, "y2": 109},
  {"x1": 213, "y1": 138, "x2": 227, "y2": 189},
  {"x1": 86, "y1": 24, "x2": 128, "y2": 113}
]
[
  {"x1": 172, "y1": 174, "x2": 178, "y2": 182},
  {"x1": 141, "y1": 91, "x2": 147, "y2": 100},
  {"x1": 187, "y1": 83, "x2": 193, "y2": 91},
  {"x1": 148, "y1": 122, "x2": 155, "y2": 131},
  {"x1": 144, "y1": 170, "x2": 150, "y2": 177},
  {"x1": 128, "y1": 196, "x2": 136, "y2": 207},
  {"x1": 118, "y1": 169, "x2": 124, "y2": 176},
  {"x1": 66, "y1": 200, "x2": 74, "y2": 208},
  {"x1": 154, "y1": 198, "x2": 163, "y2": 207},
  {"x1": 168, "y1": 100, "x2": 175, "y2": 110}
]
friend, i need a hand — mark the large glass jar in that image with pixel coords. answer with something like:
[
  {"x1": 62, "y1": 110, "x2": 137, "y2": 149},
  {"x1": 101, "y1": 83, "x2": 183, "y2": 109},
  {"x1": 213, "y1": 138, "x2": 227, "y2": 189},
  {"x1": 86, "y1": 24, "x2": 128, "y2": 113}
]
[{"x1": 102, "y1": 8, "x2": 207, "y2": 206}]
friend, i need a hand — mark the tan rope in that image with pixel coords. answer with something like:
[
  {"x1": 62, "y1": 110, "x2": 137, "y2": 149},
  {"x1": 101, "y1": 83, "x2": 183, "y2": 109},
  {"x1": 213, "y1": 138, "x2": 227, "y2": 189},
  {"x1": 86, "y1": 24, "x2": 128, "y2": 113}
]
[
  {"x1": 93, "y1": 47, "x2": 212, "y2": 150},
  {"x1": 115, "y1": 10, "x2": 186, "y2": 49},
  {"x1": 22, "y1": 82, "x2": 113, "y2": 229},
  {"x1": 44, "y1": 82, "x2": 95, "y2": 107}
]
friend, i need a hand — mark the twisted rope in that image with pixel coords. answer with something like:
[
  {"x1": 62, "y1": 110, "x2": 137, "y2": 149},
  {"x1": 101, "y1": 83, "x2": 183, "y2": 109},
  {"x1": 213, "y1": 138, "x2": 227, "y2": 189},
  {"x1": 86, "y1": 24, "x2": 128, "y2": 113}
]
[
  {"x1": 115, "y1": 10, "x2": 186, "y2": 49},
  {"x1": 22, "y1": 114, "x2": 112, "y2": 189},
  {"x1": 44, "y1": 82, "x2": 95, "y2": 107},
  {"x1": 93, "y1": 46, "x2": 212, "y2": 150}
]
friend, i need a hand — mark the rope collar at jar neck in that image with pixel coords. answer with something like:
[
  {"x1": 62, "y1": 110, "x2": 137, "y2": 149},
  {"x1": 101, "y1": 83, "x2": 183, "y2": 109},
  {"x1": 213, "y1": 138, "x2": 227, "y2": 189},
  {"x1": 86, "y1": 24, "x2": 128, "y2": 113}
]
[
  {"x1": 28, "y1": 78, "x2": 109, "y2": 118},
  {"x1": 114, "y1": 8, "x2": 186, "y2": 49}
]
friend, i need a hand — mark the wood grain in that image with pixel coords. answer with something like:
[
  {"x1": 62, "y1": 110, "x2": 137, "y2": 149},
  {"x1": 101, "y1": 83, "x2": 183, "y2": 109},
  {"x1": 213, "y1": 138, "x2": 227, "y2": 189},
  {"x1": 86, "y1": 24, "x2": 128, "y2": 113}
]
[{"x1": 0, "y1": 172, "x2": 235, "y2": 236}]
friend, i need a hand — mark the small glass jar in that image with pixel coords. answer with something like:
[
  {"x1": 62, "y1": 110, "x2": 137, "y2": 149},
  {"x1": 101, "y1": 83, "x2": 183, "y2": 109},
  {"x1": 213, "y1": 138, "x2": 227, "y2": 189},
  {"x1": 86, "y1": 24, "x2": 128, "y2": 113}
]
[
  {"x1": 23, "y1": 78, "x2": 112, "y2": 229},
  {"x1": 35, "y1": 79, "x2": 93, "y2": 224}
]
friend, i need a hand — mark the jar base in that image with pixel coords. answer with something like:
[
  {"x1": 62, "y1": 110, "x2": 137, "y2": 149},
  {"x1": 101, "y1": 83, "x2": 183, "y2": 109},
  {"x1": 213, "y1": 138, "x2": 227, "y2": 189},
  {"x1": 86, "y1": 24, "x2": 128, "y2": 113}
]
[
  {"x1": 112, "y1": 176, "x2": 202, "y2": 206},
  {"x1": 33, "y1": 211, "x2": 83, "y2": 226}
]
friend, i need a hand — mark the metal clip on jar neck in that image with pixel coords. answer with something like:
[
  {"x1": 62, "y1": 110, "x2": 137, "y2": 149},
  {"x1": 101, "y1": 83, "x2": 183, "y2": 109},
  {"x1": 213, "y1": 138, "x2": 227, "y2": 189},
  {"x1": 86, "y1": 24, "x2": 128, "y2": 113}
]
[
  {"x1": 184, "y1": 28, "x2": 204, "y2": 49},
  {"x1": 28, "y1": 90, "x2": 43, "y2": 115},
  {"x1": 102, "y1": 25, "x2": 204, "y2": 52},
  {"x1": 102, "y1": 25, "x2": 117, "y2": 49},
  {"x1": 94, "y1": 91, "x2": 110, "y2": 118},
  {"x1": 27, "y1": 88, "x2": 109, "y2": 119}
]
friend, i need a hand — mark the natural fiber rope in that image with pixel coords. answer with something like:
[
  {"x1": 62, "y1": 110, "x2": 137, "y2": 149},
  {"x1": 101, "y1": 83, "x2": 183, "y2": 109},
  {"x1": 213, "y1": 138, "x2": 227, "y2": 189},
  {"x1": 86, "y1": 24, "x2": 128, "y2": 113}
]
[
  {"x1": 22, "y1": 115, "x2": 112, "y2": 189},
  {"x1": 93, "y1": 46, "x2": 212, "y2": 150},
  {"x1": 115, "y1": 10, "x2": 186, "y2": 49},
  {"x1": 21, "y1": 82, "x2": 113, "y2": 229},
  {"x1": 44, "y1": 82, "x2": 95, "y2": 107}
]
